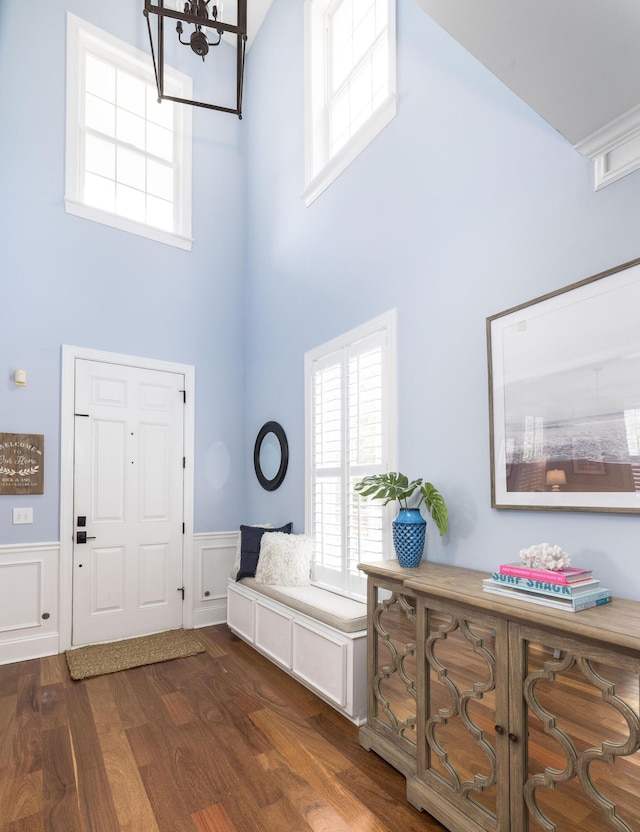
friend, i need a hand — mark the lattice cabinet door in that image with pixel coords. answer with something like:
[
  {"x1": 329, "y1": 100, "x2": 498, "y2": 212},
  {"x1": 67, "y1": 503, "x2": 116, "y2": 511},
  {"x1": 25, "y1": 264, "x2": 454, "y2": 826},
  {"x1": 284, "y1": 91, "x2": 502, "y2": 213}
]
[
  {"x1": 359, "y1": 577, "x2": 420, "y2": 777},
  {"x1": 511, "y1": 623, "x2": 640, "y2": 832},
  {"x1": 408, "y1": 596, "x2": 511, "y2": 832}
]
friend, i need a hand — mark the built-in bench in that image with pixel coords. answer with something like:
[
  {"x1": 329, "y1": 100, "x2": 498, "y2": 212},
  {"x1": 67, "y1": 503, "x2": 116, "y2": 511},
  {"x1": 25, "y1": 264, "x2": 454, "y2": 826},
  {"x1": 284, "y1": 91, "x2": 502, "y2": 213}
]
[{"x1": 227, "y1": 578, "x2": 367, "y2": 724}]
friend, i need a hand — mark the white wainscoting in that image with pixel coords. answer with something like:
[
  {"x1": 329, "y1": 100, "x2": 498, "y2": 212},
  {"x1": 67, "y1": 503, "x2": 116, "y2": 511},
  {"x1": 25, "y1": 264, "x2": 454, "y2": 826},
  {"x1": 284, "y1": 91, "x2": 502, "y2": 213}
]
[
  {"x1": 0, "y1": 542, "x2": 60, "y2": 665},
  {"x1": 192, "y1": 531, "x2": 238, "y2": 629},
  {"x1": 0, "y1": 533, "x2": 237, "y2": 665}
]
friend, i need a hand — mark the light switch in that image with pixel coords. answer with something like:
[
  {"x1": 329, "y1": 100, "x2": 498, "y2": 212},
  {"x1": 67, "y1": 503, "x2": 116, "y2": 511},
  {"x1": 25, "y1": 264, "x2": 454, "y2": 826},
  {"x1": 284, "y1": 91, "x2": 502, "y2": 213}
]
[{"x1": 12, "y1": 508, "x2": 33, "y2": 524}]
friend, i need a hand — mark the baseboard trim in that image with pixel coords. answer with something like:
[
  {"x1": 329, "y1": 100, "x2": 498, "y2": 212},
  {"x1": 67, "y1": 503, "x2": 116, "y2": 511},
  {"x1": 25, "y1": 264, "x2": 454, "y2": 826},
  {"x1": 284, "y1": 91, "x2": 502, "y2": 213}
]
[
  {"x1": 0, "y1": 632, "x2": 59, "y2": 666},
  {"x1": 193, "y1": 598, "x2": 228, "y2": 628}
]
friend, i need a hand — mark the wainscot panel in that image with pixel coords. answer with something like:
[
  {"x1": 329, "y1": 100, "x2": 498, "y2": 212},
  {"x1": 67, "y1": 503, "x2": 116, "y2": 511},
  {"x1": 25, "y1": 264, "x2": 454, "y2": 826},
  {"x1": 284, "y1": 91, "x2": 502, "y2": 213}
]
[
  {"x1": 193, "y1": 531, "x2": 238, "y2": 628},
  {"x1": 0, "y1": 542, "x2": 60, "y2": 664}
]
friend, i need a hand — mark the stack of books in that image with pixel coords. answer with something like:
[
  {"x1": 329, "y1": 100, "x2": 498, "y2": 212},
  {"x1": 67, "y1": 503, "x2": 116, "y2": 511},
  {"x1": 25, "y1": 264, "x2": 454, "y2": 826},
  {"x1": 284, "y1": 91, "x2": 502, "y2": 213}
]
[{"x1": 482, "y1": 562, "x2": 612, "y2": 612}]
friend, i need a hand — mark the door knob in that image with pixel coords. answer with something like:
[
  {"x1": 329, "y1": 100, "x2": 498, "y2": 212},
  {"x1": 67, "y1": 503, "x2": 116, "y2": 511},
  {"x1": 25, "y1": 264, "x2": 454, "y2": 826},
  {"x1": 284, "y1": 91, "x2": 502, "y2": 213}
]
[{"x1": 76, "y1": 531, "x2": 96, "y2": 544}]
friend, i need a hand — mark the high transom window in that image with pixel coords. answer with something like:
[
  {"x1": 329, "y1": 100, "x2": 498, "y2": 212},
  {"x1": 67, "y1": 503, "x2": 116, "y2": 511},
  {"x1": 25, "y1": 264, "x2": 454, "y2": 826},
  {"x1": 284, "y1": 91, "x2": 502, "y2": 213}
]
[
  {"x1": 304, "y1": 0, "x2": 396, "y2": 205},
  {"x1": 327, "y1": 0, "x2": 390, "y2": 157},
  {"x1": 65, "y1": 14, "x2": 193, "y2": 250}
]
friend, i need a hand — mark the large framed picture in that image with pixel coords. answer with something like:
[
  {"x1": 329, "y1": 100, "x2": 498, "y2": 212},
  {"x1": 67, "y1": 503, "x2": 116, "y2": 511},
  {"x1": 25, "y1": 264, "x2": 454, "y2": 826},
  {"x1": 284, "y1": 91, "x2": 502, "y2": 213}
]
[{"x1": 487, "y1": 257, "x2": 640, "y2": 513}]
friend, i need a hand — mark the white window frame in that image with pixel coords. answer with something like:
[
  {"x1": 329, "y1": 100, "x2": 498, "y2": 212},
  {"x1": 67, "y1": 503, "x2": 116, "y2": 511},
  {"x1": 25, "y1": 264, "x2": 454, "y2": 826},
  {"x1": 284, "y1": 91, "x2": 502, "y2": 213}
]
[
  {"x1": 65, "y1": 13, "x2": 193, "y2": 250},
  {"x1": 303, "y1": 0, "x2": 397, "y2": 206},
  {"x1": 304, "y1": 310, "x2": 398, "y2": 600}
]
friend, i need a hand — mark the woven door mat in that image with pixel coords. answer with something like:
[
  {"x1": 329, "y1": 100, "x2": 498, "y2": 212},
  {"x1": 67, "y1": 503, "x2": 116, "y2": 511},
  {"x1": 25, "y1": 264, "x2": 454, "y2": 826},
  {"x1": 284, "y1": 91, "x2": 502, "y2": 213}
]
[{"x1": 66, "y1": 628, "x2": 205, "y2": 680}]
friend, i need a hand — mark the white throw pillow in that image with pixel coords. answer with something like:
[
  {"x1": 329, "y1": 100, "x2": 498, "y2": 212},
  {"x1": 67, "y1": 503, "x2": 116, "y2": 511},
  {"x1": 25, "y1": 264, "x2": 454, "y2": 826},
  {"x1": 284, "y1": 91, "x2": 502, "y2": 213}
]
[{"x1": 254, "y1": 532, "x2": 313, "y2": 586}]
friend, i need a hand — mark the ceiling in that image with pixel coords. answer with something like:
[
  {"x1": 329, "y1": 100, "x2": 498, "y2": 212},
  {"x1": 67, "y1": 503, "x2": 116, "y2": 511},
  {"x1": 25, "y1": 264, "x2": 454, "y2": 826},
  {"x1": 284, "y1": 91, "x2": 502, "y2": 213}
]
[
  {"x1": 245, "y1": 0, "x2": 272, "y2": 47},
  {"x1": 413, "y1": 0, "x2": 640, "y2": 147},
  {"x1": 248, "y1": 0, "x2": 640, "y2": 151}
]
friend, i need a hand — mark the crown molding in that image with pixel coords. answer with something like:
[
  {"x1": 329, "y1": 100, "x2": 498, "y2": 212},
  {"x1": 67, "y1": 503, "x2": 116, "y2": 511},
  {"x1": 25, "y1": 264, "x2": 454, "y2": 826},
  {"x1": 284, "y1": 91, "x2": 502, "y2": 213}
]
[{"x1": 575, "y1": 103, "x2": 640, "y2": 190}]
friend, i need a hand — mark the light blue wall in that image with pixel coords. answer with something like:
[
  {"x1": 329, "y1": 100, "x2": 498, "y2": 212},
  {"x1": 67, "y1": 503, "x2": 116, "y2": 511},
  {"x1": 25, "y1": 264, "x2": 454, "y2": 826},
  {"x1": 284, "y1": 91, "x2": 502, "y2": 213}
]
[
  {"x1": 0, "y1": 0, "x2": 247, "y2": 541},
  {"x1": 243, "y1": 0, "x2": 640, "y2": 599},
  {"x1": 3, "y1": 0, "x2": 639, "y2": 601}
]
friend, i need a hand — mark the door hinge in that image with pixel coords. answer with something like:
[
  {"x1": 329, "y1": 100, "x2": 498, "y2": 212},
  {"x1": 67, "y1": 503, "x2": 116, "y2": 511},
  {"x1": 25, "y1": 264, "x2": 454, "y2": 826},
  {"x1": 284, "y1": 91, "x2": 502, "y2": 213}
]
[
  {"x1": 182, "y1": 522, "x2": 185, "y2": 534},
  {"x1": 179, "y1": 389, "x2": 186, "y2": 404},
  {"x1": 177, "y1": 586, "x2": 185, "y2": 601},
  {"x1": 183, "y1": 457, "x2": 186, "y2": 469}
]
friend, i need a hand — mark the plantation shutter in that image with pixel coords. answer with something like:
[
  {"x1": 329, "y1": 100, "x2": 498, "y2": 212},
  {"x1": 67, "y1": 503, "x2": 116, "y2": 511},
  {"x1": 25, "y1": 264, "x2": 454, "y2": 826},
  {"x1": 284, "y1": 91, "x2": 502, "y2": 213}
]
[
  {"x1": 309, "y1": 327, "x2": 390, "y2": 598},
  {"x1": 311, "y1": 350, "x2": 344, "y2": 578}
]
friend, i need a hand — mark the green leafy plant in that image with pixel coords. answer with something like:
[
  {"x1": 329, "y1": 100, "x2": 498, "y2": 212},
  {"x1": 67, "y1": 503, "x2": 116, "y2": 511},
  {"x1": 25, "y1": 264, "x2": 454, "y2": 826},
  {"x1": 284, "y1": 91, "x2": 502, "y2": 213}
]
[{"x1": 355, "y1": 472, "x2": 448, "y2": 536}]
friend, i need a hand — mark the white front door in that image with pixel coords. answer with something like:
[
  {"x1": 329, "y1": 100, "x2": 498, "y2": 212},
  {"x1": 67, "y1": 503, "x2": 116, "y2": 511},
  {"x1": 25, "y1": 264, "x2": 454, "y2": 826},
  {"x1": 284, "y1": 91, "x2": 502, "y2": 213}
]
[{"x1": 72, "y1": 359, "x2": 185, "y2": 646}]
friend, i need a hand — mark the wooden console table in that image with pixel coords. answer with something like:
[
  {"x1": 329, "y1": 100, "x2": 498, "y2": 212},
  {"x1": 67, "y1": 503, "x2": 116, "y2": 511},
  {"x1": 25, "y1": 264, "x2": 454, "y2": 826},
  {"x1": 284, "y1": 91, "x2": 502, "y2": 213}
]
[{"x1": 358, "y1": 560, "x2": 640, "y2": 832}]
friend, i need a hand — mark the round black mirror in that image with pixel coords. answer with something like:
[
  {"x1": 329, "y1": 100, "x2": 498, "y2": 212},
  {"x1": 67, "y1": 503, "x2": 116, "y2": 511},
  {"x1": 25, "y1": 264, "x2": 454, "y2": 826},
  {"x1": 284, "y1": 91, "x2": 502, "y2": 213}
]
[{"x1": 254, "y1": 421, "x2": 289, "y2": 491}]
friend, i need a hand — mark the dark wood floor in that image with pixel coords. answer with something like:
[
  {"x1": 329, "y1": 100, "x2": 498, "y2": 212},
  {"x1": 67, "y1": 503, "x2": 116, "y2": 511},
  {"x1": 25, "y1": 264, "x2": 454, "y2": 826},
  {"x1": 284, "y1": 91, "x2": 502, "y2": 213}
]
[{"x1": 0, "y1": 625, "x2": 445, "y2": 832}]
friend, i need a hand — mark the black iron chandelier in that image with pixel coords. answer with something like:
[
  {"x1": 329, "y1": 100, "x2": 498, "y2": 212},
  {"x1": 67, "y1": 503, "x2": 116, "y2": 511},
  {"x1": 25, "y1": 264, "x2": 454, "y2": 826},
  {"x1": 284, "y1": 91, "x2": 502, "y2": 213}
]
[{"x1": 144, "y1": 0, "x2": 247, "y2": 118}]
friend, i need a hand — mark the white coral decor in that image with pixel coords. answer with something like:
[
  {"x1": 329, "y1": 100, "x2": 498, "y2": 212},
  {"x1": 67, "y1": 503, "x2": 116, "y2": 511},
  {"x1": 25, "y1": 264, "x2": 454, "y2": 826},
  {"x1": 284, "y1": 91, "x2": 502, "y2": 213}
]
[{"x1": 519, "y1": 543, "x2": 571, "y2": 571}]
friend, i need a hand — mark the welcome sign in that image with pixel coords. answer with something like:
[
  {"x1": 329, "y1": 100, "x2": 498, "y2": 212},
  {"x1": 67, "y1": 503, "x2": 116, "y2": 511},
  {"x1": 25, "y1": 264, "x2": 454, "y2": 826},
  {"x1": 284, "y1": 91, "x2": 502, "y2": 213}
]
[{"x1": 0, "y1": 433, "x2": 44, "y2": 494}]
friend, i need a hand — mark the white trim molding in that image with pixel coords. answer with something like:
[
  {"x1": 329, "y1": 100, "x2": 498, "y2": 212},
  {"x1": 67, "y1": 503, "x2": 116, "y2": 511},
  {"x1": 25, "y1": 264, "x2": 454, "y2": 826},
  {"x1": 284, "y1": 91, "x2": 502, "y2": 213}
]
[{"x1": 575, "y1": 103, "x2": 640, "y2": 190}]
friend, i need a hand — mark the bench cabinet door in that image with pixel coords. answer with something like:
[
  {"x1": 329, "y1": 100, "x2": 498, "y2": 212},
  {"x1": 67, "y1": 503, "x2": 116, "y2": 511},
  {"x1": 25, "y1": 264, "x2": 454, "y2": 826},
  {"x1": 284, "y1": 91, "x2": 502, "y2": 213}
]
[
  {"x1": 227, "y1": 584, "x2": 255, "y2": 643},
  {"x1": 293, "y1": 620, "x2": 347, "y2": 707},
  {"x1": 255, "y1": 601, "x2": 292, "y2": 668}
]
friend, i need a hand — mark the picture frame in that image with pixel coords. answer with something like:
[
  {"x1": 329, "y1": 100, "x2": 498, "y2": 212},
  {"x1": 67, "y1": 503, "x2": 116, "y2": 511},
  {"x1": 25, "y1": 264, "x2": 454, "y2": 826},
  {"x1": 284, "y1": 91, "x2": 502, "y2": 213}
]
[
  {"x1": 487, "y1": 257, "x2": 640, "y2": 513},
  {"x1": 0, "y1": 433, "x2": 44, "y2": 495}
]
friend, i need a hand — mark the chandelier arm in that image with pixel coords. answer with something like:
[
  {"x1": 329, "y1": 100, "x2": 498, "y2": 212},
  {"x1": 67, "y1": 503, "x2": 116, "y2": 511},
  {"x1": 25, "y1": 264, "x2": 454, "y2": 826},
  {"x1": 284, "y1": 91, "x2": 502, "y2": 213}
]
[{"x1": 146, "y1": 2, "x2": 244, "y2": 37}]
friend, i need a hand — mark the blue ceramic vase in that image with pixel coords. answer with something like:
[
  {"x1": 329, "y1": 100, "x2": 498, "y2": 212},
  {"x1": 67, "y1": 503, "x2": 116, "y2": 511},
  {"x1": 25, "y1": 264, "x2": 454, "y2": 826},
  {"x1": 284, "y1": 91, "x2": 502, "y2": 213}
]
[{"x1": 392, "y1": 508, "x2": 426, "y2": 568}]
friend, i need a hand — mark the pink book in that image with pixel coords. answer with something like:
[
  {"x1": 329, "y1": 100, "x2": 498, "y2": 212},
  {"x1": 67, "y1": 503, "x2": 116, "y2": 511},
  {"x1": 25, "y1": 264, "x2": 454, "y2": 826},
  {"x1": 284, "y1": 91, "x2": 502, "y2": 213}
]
[{"x1": 498, "y1": 562, "x2": 592, "y2": 584}]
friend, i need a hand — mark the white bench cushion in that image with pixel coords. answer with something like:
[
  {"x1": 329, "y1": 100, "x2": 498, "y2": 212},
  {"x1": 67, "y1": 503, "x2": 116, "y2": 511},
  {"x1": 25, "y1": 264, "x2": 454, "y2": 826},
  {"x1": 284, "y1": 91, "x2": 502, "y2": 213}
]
[{"x1": 238, "y1": 578, "x2": 367, "y2": 633}]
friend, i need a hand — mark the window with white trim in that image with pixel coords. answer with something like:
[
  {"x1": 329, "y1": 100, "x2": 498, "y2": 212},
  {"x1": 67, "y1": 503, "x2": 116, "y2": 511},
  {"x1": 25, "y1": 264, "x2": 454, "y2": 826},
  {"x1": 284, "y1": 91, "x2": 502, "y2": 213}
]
[
  {"x1": 304, "y1": 0, "x2": 396, "y2": 205},
  {"x1": 65, "y1": 14, "x2": 193, "y2": 250},
  {"x1": 305, "y1": 311, "x2": 397, "y2": 599}
]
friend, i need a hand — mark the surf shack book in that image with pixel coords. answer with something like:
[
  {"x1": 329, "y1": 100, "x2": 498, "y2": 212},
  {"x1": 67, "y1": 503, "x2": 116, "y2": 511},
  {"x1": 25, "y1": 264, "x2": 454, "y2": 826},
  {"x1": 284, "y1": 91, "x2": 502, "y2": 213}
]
[
  {"x1": 487, "y1": 573, "x2": 600, "y2": 597},
  {"x1": 482, "y1": 578, "x2": 611, "y2": 611}
]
